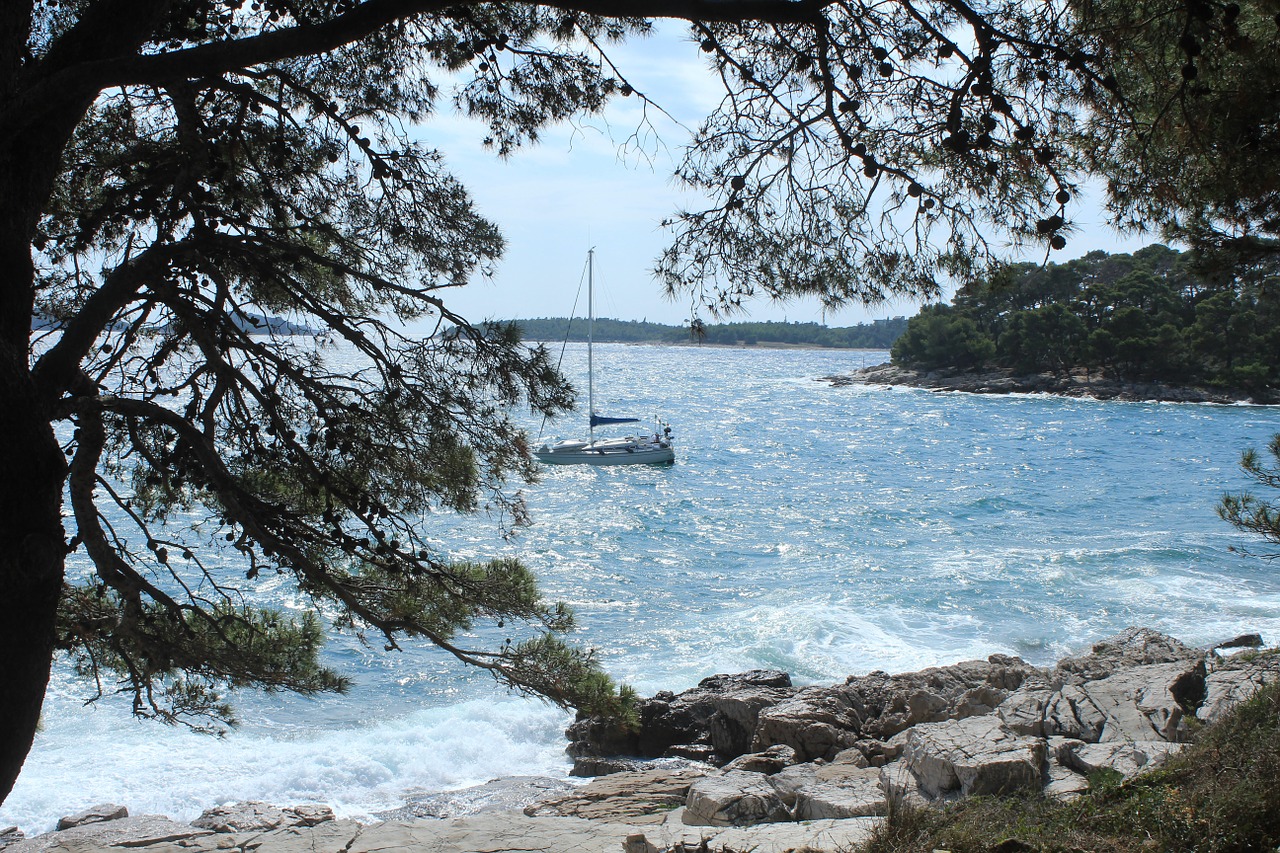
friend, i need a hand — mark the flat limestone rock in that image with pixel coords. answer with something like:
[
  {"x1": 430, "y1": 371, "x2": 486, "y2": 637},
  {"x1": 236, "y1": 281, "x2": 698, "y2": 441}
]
[
  {"x1": 765, "y1": 763, "x2": 818, "y2": 808},
  {"x1": 525, "y1": 767, "x2": 706, "y2": 823},
  {"x1": 876, "y1": 761, "x2": 934, "y2": 808},
  {"x1": 679, "y1": 816, "x2": 878, "y2": 853},
  {"x1": 794, "y1": 765, "x2": 887, "y2": 819},
  {"x1": 379, "y1": 777, "x2": 579, "y2": 821},
  {"x1": 239, "y1": 820, "x2": 363, "y2": 853},
  {"x1": 1199, "y1": 653, "x2": 1280, "y2": 724},
  {"x1": 684, "y1": 770, "x2": 790, "y2": 826},
  {"x1": 192, "y1": 802, "x2": 334, "y2": 833},
  {"x1": 1043, "y1": 764, "x2": 1090, "y2": 801},
  {"x1": 624, "y1": 809, "x2": 878, "y2": 853},
  {"x1": 350, "y1": 814, "x2": 658, "y2": 853},
  {"x1": 4, "y1": 816, "x2": 212, "y2": 853},
  {"x1": 1081, "y1": 661, "x2": 1204, "y2": 743},
  {"x1": 898, "y1": 715, "x2": 1045, "y2": 797},
  {"x1": 1042, "y1": 684, "x2": 1106, "y2": 742},
  {"x1": 1060, "y1": 740, "x2": 1184, "y2": 779}
]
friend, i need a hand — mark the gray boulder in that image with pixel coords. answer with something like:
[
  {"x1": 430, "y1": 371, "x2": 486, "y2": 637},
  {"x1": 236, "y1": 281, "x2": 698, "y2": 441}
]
[
  {"x1": 1080, "y1": 660, "x2": 1204, "y2": 743},
  {"x1": 765, "y1": 763, "x2": 818, "y2": 808},
  {"x1": 751, "y1": 686, "x2": 865, "y2": 761},
  {"x1": 192, "y1": 802, "x2": 334, "y2": 833},
  {"x1": 684, "y1": 770, "x2": 791, "y2": 826},
  {"x1": 845, "y1": 655, "x2": 1042, "y2": 742},
  {"x1": 1210, "y1": 633, "x2": 1264, "y2": 651},
  {"x1": 1054, "y1": 627, "x2": 1203, "y2": 683},
  {"x1": 567, "y1": 670, "x2": 794, "y2": 768},
  {"x1": 1059, "y1": 740, "x2": 1184, "y2": 779},
  {"x1": 751, "y1": 655, "x2": 1040, "y2": 763},
  {"x1": 1000, "y1": 684, "x2": 1105, "y2": 741},
  {"x1": 877, "y1": 761, "x2": 935, "y2": 808},
  {"x1": 1002, "y1": 655, "x2": 1206, "y2": 744},
  {"x1": 1041, "y1": 684, "x2": 1107, "y2": 741},
  {"x1": 1198, "y1": 651, "x2": 1280, "y2": 724},
  {"x1": 720, "y1": 744, "x2": 798, "y2": 774},
  {"x1": 895, "y1": 715, "x2": 1045, "y2": 797},
  {"x1": 793, "y1": 765, "x2": 887, "y2": 819},
  {"x1": 55, "y1": 804, "x2": 128, "y2": 831}
]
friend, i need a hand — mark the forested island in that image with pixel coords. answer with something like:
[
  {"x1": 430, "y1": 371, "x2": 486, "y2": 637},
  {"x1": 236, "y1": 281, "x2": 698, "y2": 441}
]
[
  {"x1": 882, "y1": 245, "x2": 1280, "y2": 400},
  {"x1": 513, "y1": 316, "x2": 908, "y2": 349}
]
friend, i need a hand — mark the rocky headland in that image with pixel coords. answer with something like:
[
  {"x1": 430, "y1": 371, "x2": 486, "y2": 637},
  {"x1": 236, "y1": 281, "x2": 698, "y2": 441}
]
[
  {"x1": 5, "y1": 628, "x2": 1277, "y2": 853},
  {"x1": 825, "y1": 362, "x2": 1262, "y2": 404}
]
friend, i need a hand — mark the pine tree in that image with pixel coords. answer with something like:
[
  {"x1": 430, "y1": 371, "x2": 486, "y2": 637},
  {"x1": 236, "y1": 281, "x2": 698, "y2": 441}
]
[{"x1": 3, "y1": 0, "x2": 1279, "y2": 806}]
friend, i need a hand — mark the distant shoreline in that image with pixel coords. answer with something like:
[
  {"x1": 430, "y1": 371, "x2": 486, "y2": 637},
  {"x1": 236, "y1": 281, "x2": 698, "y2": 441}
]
[
  {"x1": 527, "y1": 339, "x2": 890, "y2": 352},
  {"x1": 827, "y1": 362, "x2": 1268, "y2": 404}
]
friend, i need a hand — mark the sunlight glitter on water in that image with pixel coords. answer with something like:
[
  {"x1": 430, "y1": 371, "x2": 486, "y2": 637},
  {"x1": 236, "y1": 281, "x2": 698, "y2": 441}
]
[{"x1": 5, "y1": 343, "x2": 1280, "y2": 834}]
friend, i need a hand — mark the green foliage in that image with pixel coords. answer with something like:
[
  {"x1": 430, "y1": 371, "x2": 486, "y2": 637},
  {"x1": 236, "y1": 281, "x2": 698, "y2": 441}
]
[
  {"x1": 57, "y1": 585, "x2": 347, "y2": 730},
  {"x1": 1078, "y1": 0, "x2": 1280, "y2": 255},
  {"x1": 863, "y1": 682, "x2": 1280, "y2": 853},
  {"x1": 890, "y1": 247, "x2": 1280, "y2": 394},
  {"x1": 997, "y1": 304, "x2": 1087, "y2": 376},
  {"x1": 890, "y1": 304, "x2": 995, "y2": 372},
  {"x1": 1220, "y1": 435, "x2": 1280, "y2": 556}
]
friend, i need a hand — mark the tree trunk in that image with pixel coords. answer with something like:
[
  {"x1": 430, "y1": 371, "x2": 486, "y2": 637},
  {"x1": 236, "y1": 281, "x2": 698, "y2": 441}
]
[
  {"x1": 0, "y1": 213, "x2": 67, "y2": 803},
  {"x1": 0, "y1": 89, "x2": 77, "y2": 802},
  {"x1": 0, "y1": 354, "x2": 66, "y2": 806}
]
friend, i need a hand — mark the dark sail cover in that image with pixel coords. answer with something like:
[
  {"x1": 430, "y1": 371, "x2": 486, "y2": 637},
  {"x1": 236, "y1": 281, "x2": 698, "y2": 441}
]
[{"x1": 590, "y1": 413, "x2": 641, "y2": 428}]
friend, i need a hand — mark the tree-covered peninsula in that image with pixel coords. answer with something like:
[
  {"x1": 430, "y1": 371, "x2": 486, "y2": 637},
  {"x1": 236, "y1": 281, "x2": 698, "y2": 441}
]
[{"x1": 888, "y1": 246, "x2": 1280, "y2": 399}]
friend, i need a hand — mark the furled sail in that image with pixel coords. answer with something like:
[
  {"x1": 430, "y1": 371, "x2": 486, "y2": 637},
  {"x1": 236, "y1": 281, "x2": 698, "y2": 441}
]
[{"x1": 590, "y1": 413, "x2": 641, "y2": 428}]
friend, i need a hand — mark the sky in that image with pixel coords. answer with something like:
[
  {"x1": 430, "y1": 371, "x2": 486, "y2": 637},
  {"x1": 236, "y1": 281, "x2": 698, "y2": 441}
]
[{"x1": 413, "y1": 23, "x2": 1155, "y2": 329}]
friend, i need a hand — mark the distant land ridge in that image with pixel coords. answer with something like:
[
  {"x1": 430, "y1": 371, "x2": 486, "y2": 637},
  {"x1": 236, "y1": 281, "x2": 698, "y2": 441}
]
[{"x1": 512, "y1": 316, "x2": 908, "y2": 349}]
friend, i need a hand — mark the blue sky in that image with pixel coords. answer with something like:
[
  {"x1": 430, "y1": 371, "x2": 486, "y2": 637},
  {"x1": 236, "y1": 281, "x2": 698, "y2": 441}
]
[{"x1": 417, "y1": 23, "x2": 1153, "y2": 328}]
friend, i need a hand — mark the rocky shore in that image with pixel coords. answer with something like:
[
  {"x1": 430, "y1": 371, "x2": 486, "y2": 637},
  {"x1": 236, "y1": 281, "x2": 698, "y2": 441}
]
[
  {"x1": 826, "y1": 362, "x2": 1261, "y2": 404},
  {"x1": 5, "y1": 628, "x2": 1277, "y2": 853}
]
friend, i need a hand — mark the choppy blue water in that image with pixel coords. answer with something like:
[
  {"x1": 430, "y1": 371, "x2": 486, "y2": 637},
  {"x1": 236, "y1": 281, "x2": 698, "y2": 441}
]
[{"x1": 5, "y1": 343, "x2": 1280, "y2": 833}]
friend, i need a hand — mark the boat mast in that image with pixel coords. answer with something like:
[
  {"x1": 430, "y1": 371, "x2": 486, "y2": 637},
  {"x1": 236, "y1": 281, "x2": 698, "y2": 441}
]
[{"x1": 587, "y1": 247, "x2": 595, "y2": 444}]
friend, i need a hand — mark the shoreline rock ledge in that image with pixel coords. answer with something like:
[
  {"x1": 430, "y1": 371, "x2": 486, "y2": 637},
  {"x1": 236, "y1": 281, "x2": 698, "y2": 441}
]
[
  {"x1": 825, "y1": 362, "x2": 1259, "y2": 404},
  {"x1": 4, "y1": 629, "x2": 1277, "y2": 853},
  {"x1": 562, "y1": 628, "x2": 1279, "y2": 830}
]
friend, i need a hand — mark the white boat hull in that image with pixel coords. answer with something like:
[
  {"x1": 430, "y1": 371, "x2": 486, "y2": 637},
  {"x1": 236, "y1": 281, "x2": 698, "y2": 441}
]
[{"x1": 536, "y1": 436, "x2": 674, "y2": 466}]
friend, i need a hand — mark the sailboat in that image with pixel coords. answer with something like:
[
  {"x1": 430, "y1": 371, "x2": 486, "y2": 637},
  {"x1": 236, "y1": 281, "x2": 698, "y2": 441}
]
[{"x1": 535, "y1": 250, "x2": 675, "y2": 466}]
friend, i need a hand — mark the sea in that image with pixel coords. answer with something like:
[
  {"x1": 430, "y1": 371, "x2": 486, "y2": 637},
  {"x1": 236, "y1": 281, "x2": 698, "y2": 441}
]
[{"x1": 4, "y1": 341, "x2": 1280, "y2": 834}]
